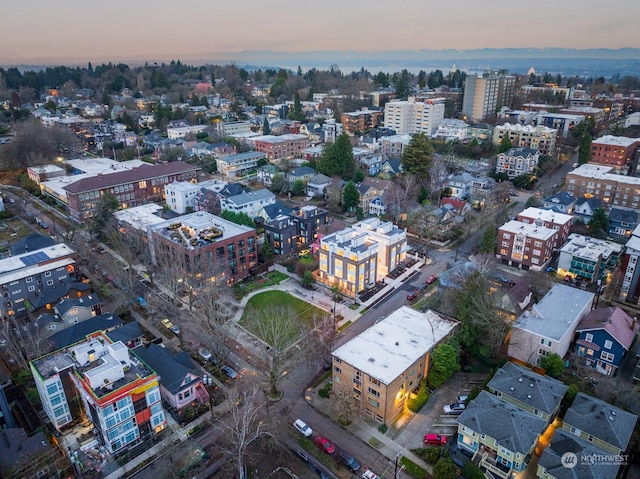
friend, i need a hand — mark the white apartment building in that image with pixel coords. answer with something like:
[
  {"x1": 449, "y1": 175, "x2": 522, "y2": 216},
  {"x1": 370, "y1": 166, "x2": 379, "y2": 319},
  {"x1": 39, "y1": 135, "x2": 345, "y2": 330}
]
[
  {"x1": 493, "y1": 124, "x2": 558, "y2": 156},
  {"x1": 433, "y1": 119, "x2": 469, "y2": 141},
  {"x1": 220, "y1": 189, "x2": 276, "y2": 218},
  {"x1": 384, "y1": 97, "x2": 445, "y2": 136},
  {"x1": 166, "y1": 125, "x2": 208, "y2": 140},
  {"x1": 164, "y1": 180, "x2": 201, "y2": 214}
]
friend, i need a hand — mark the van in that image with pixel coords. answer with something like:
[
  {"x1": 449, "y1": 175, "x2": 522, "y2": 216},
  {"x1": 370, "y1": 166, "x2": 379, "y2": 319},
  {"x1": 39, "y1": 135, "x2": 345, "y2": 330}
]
[{"x1": 293, "y1": 419, "x2": 313, "y2": 437}]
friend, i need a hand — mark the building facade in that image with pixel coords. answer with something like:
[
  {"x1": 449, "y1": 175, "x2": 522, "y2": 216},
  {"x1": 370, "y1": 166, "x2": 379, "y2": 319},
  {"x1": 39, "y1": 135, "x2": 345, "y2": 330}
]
[
  {"x1": 252, "y1": 134, "x2": 310, "y2": 160},
  {"x1": 383, "y1": 97, "x2": 445, "y2": 136},
  {"x1": 589, "y1": 135, "x2": 640, "y2": 169},
  {"x1": 215, "y1": 151, "x2": 266, "y2": 178},
  {"x1": 340, "y1": 109, "x2": 384, "y2": 134},
  {"x1": 495, "y1": 147, "x2": 539, "y2": 179},
  {"x1": 557, "y1": 234, "x2": 622, "y2": 284},
  {"x1": 496, "y1": 220, "x2": 557, "y2": 271},
  {"x1": 566, "y1": 164, "x2": 640, "y2": 209},
  {"x1": 492, "y1": 124, "x2": 558, "y2": 156},
  {"x1": 516, "y1": 207, "x2": 573, "y2": 250},
  {"x1": 462, "y1": 74, "x2": 515, "y2": 123}
]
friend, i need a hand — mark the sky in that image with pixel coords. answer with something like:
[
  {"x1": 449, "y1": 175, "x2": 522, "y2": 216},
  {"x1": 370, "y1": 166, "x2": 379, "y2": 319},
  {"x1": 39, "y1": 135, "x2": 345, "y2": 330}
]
[{"x1": 1, "y1": 0, "x2": 639, "y2": 66}]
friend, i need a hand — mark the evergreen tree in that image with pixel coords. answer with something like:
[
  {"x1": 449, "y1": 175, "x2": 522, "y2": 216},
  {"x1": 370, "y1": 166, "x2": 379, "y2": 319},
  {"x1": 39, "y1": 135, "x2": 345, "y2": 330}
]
[
  {"x1": 478, "y1": 226, "x2": 496, "y2": 254},
  {"x1": 342, "y1": 181, "x2": 359, "y2": 212},
  {"x1": 498, "y1": 135, "x2": 513, "y2": 153},
  {"x1": 394, "y1": 69, "x2": 411, "y2": 99},
  {"x1": 316, "y1": 133, "x2": 356, "y2": 179},
  {"x1": 588, "y1": 208, "x2": 609, "y2": 238},
  {"x1": 417, "y1": 70, "x2": 427, "y2": 89},
  {"x1": 262, "y1": 118, "x2": 271, "y2": 135},
  {"x1": 578, "y1": 132, "x2": 592, "y2": 164},
  {"x1": 400, "y1": 132, "x2": 433, "y2": 178}
]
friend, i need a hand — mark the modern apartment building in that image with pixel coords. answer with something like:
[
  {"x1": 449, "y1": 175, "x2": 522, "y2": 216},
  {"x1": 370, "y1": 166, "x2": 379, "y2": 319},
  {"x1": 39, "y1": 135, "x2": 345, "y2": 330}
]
[
  {"x1": 340, "y1": 108, "x2": 384, "y2": 134},
  {"x1": 496, "y1": 220, "x2": 557, "y2": 271},
  {"x1": 557, "y1": 234, "x2": 622, "y2": 284},
  {"x1": 495, "y1": 147, "x2": 539, "y2": 179},
  {"x1": 589, "y1": 135, "x2": 640, "y2": 169},
  {"x1": 462, "y1": 74, "x2": 515, "y2": 123},
  {"x1": 383, "y1": 97, "x2": 445, "y2": 136},
  {"x1": 565, "y1": 164, "x2": 640, "y2": 209},
  {"x1": 215, "y1": 151, "x2": 266, "y2": 178},
  {"x1": 331, "y1": 306, "x2": 458, "y2": 424},
  {"x1": 30, "y1": 331, "x2": 166, "y2": 453},
  {"x1": 620, "y1": 224, "x2": 640, "y2": 305},
  {"x1": 252, "y1": 134, "x2": 310, "y2": 160},
  {"x1": 150, "y1": 212, "x2": 257, "y2": 286},
  {"x1": 0, "y1": 243, "x2": 76, "y2": 318},
  {"x1": 492, "y1": 124, "x2": 558, "y2": 156},
  {"x1": 316, "y1": 218, "x2": 407, "y2": 297}
]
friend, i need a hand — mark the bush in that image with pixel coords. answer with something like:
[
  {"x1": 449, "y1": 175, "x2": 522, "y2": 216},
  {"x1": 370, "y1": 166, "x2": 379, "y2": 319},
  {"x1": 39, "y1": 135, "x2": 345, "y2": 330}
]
[
  {"x1": 318, "y1": 386, "x2": 330, "y2": 398},
  {"x1": 433, "y1": 458, "x2": 456, "y2": 479},
  {"x1": 462, "y1": 462, "x2": 485, "y2": 479},
  {"x1": 407, "y1": 379, "x2": 430, "y2": 413},
  {"x1": 378, "y1": 424, "x2": 388, "y2": 434},
  {"x1": 423, "y1": 447, "x2": 442, "y2": 464}
]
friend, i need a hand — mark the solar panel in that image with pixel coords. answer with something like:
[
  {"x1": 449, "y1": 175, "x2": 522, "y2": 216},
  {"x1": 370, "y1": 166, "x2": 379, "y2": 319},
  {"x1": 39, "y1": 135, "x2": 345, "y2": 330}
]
[{"x1": 20, "y1": 251, "x2": 50, "y2": 266}]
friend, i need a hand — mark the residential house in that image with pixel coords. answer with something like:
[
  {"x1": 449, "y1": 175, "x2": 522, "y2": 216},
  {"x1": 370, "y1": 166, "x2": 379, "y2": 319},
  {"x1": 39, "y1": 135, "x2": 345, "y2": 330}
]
[
  {"x1": 30, "y1": 332, "x2": 167, "y2": 452},
  {"x1": 496, "y1": 220, "x2": 557, "y2": 271},
  {"x1": 497, "y1": 278, "x2": 534, "y2": 318},
  {"x1": 286, "y1": 166, "x2": 316, "y2": 186},
  {"x1": 135, "y1": 344, "x2": 210, "y2": 414},
  {"x1": 0, "y1": 429, "x2": 56, "y2": 479},
  {"x1": 289, "y1": 206, "x2": 330, "y2": 246},
  {"x1": 216, "y1": 151, "x2": 266, "y2": 178},
  {"x1": 105, "y1": 321, "x2": 144, "y2": 350},
  {"x1": 48, "y1": 313, "x2": 123, "y2": 350},
  {"x1": 359, "y1": 154, "x2": 386, "y2": 177},
  {"x1": 258, "y1": 202, "x2": 294, "y2": 222},
  {"x1": 220, "y1": 189, "x2": 276, "y2": 219},
  {"x1": 439, "y1": 198, "x2": 471, "y2": 218},
  {"x1": 432, "y1": 119, "x2": 468, "y2": 141},
  {"x1": 456, "y1": 391, "x2": 547, "y2": 479},
  {"x1": 508, "y1": 284, "x2": 594, "y2": 366},
  {"x1": 517, "y1": 207, "x2": 573, "y2": 250},
  {"x1": 332, "y1": 307, "x2": 458, "y2": 424},
  {"x1": 574, "y1": 306, "x2": 639, "y2": 376},
  {"x1": 425, "y1": 205, "x2": 457, "y2": 236},
  {"x1": 542, "y1": 192, "x2": 576, "y2": 215},
  {"x1": 10, "y1": 233, "x2": 56, "y2": 255},
  {"x1": 608, "y1": 207, "x2": 638, "y2": 241},
  {"x1": 557, "y1": 234, "x2": 622, "y2": 284},
  {"x1": 446, "y1": 173, "x2": 477, "y2": 200},
  {"x1": 486, "y1": 362, "x2": 567, "y2": 422},
  {"x1": 467, "y1": 123, "x2": 493, "y2": 143},
  {"x1": 573, "y1": 197, "x2": 604, "y2": 223},
  {"x1": 150, "y1": 212, "x2": 257, "y2": 286},
  {"x1": 167, "y1": 124, "x2": 207, "y2": 140},
  {"x1": 565, "y1": 164, "x2": 640, "y2": 209},
  {"x1": 620, "y1": 224, "x2": 640, "y2": 305},
  {"x1": 316, "y1": 218, "x2": 407, "y2": 297},
  {"x1": 495, "y1": 147, "x2": 539, "y2": 179},
  {"x1": 305, "y1": 174, "x2": 332, "y2": 198},
  {"x1": 257, "y1": 164, "x2": 279, "y2": 187},
  {"x1": 25, "y1": 281, "x2": 92, "y2": 318},
  {"x1": 40, "y1": 294, "x2": 102, "y2": 336},
  {"x1": 561, "y1": 393, "x2": 637, "y2": 456},
  {"x1": 377, "y1": 159, "x2": 403, "y2": 179},
  {"x1": 0, "y1": 243, "x2": 77, "y2": 319},
  {"x1": 164, "y1": 180, "x2": 202, "y2": 214},
  {"x1": 357, "y1": 177, "x2": 393, "y2": 216}
]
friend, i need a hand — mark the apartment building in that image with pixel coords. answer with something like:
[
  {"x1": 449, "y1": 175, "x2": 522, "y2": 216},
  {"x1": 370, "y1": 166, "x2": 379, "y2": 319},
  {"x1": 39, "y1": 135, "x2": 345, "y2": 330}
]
[
  {"x1": 61, "y1": 162, "x2": 200, "y2": 220},
  {"x1": 340, "y1": 108, "x2": 384, "y2": 134},
  {"x1": 216, "y1": 151, "x2": 266, "y2": 178},
  {"x1": 462, "y1": 74, "x2": 515, "y2": 123},
  {"x1": 331, "y1": 306, "x2": 458, "y2": 424},
  {"x1": 589, "y1": 135, "x2": 640, "y2": 169},
  {"x1": 30, "y1": 332, "x2": 166, "y2": 453},
  {"x1": 557, "y1": 234, "x2": 622, "y2": 284},
  {"x1": 380, "y1": 134, "x2": 412, "y2": 159},
  {"x1": 496, "y1": 220, "x2": 557, "y2": 271},
  {"x1": 620, "y1": 225, "x2": 640, "y2": 305},
  {"x1": 220, "y1": 189, "x2": 276, "y2": 218},
  {"x1": 432, "y1": 119, "x2": 469, "y2": 142},
  {"x1": 150, "y1": 212, "x2": 257, "y2": 286},
  {"x1": 316, "y1": 218, "x2": 407, "y2": 297},
  {"x1": 252, "y1": 134, "x2": 310, "y2": 160},
  {"x1": 166, "y1": 125, "x2": 207, "y2": 140},
  {"x1": 565, "y1": 164, "x2": 640, "y2": 209},
  {"x1": 492, "y1": 124, "x2": 558, "y2": 156},
  {"x1": 383, "y1": 97, "x2": 445, "y2": 136},
  {"x1": 517, "y1": 207, "x2": 573, "y2": 250},
  {"x1": 495, "y1": 147, "x2": 540, "y2": 179},
  {"x1": 0, "y1": 243, "x2": 76, "y2": 318}
]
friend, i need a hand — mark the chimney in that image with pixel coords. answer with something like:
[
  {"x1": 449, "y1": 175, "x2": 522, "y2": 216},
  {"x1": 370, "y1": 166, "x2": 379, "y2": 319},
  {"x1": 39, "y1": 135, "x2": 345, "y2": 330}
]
[{"x1": 632, "y1": 317, "x2": 638, "y2": 331}]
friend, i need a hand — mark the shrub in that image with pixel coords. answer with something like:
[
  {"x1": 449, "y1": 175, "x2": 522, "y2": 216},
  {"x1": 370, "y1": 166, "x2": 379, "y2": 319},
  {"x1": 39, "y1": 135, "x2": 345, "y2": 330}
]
[
  {"x1": 378, "y1": 424, "x2": 388, "y2": 434},
  {"x1": 407, "y1": 379, "x2": 430, "y2": 413},
  {"x1": 423, "y1": 447, "x2": 442, "y2": 464},
  {"x1": 318, "y1": 387, "x2": 330, "y2": 398},
  {"x1": 433, "y1": 458, "x2": 456, "y2": 479},
  {"x1": 462, "y1": 462, "x2": 485, "y2": 479}
]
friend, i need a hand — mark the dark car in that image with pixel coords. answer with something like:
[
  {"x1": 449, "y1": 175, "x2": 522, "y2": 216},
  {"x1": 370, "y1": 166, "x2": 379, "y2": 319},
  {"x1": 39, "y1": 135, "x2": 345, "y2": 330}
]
[
  {"x1": 222, "y1": 365, "x2": 238, "y2": 379},
  {"x1": 407, "y1": 290, "x2": 419, "y2": 301},
  {"x1": 336, "y1": 450, "x2": 360, "y2": 472}
]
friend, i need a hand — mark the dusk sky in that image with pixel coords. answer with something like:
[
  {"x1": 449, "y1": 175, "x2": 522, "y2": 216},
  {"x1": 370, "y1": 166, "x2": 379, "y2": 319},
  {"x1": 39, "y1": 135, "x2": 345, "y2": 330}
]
[{"x1": 2, "y1": 0, "x2": 639, "y2": 65}]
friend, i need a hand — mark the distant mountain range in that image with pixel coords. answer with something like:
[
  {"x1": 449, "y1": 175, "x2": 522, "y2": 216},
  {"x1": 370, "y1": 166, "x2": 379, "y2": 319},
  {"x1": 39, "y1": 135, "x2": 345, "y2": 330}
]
[{"x1": 6, "y1": 48, "x2": 640, "y2": 77}]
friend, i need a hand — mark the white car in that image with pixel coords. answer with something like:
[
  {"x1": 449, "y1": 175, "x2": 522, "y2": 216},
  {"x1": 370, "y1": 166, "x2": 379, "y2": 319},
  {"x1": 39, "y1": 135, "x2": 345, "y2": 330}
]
[
  {"x1": 293, "y1": 419, "x2": 313, "y2": 437},
  {"x1": 198, "y1": 348, "x2": 212, "y2": 361},
  {"x1": 362, "y1": 469, "x2": 381, "y2": 479}
]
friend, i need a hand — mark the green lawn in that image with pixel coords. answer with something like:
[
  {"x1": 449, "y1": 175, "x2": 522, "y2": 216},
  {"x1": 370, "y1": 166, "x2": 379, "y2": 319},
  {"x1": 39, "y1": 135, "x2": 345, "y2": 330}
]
[
  {"x1": 232, "y1": 271, "x2": 288, "y2": 299},
  {"x1": 240, "y1": 290, "x2": 327, "y2": 336}
]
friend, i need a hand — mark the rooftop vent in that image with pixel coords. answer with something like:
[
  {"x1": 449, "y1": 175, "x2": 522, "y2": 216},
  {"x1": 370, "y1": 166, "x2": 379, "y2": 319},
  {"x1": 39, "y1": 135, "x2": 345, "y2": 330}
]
[
  {"x1": 510, "y1": 386, "x2": 515, "y2": 391},
  {"x1": 395, "y1": 341, "x2": 399, "y2": 346},
  {"x1": 529, "y1": 383, "x2": 534, "y2": 388},
  {"x1": 518, "y1": 378, "x2": 524, "y2": 383},
  {"x1": 527, "y1": 394, "x2": 532, "y2": 399},
  {"x1": 368, "y1": 357, "x2": 375, "y2": 363}
]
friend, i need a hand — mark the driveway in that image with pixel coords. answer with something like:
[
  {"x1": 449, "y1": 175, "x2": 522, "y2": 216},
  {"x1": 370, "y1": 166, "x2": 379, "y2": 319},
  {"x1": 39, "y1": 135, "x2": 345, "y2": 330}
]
[{"x1": 392, "y1": 373, "x2": 487, "y2": 451}]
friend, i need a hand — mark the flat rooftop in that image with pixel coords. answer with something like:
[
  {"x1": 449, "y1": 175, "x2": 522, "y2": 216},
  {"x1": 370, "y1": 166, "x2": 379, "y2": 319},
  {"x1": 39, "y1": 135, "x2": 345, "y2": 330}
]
[
  {"x1": 499, "y1": 220, "x2": 557, "y2": 240},
  {"x1": 560, "y1": 234, "x2": 623, "y2": 262},
  {"x1": 113, "y1": 204, "x2": 166, "y2": 231},
  {"x1": 333, "y1": 307, "x2": 458, "y2": 384},
  {"x1": 592, "y1": 135, "x2": 639, "y2": 148},
  {"x1": 0, "y1": 243, "x2": 75, "y2": 285}
]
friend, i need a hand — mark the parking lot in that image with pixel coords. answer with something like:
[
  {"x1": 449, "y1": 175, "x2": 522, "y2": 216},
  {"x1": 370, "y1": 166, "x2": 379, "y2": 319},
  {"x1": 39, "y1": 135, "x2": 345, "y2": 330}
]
[{"x1": 393, "y1": 373, "x2": 487, "y2": 451}]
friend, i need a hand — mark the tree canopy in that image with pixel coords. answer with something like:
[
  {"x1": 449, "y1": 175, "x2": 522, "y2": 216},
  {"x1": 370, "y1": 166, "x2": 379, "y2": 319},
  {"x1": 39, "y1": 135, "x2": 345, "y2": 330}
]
[
  {"x1": 342, "y1": 181, "x2": 359, "y2": 212},
  {"x1": 316, "y1": 133, "x2": 356, "y2": 180},
  {"x1": 400, "y1": 132, "x2": 434, "y2": 178},
  {"x1": 588, "y1": 207, "x2": 609, "y2": 238}
]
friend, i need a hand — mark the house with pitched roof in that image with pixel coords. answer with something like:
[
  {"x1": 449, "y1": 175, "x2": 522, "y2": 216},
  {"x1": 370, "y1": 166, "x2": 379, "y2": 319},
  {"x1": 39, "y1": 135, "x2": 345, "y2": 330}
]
[
  {"x1": 48, "y1": 313, "x2": 124, "y2": 350},
  {"x1": 561, "y1": 393, "x2": 637, "y2": 456},
  {"x1": 543, "y1": 192, "x2": 576, "y2": 215},
  {"x1": 574, "y1": 306, "x2": 639, "y2": 376},
  {"x1": 305, "y1": 173, "x2": 332, "y2": 197},
  {"x1": 608, "y1": 207, "x2": 639, "y2": 241},
  {"x1": 456, "y1": 391, "x2": 548, "y2": 479},
  {"x1": 487, "y1": 362, "x2": 567, "y2": 422},
  {"x1": 573, "y1": 197, "x2": 603, "y2": 223},
  {"x1": 220, "y1": 189, "x2": 276, "y2": 218}
]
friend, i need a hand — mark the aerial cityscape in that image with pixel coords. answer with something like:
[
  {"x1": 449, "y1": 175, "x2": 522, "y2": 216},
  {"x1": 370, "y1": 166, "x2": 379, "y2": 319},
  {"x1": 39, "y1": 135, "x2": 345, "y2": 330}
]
[{"x1": 1, "y1": 2, "x2": 640, "y2": 479}]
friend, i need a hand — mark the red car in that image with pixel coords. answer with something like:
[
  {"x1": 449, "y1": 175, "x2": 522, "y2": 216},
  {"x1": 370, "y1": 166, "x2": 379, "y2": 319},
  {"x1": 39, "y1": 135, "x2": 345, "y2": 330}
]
[
  {"x1": 425, "y1": 275, "x2": 439, "y2": 285},
  {"x1": 407, "y1": 290, "x2": 419, "y2": 301},
  {"x1": 424, "y1": 433, "x2": 448, "y2": 446},
  {"x1": 313, "y1": 435, "x2": 336, "y2": 454}
]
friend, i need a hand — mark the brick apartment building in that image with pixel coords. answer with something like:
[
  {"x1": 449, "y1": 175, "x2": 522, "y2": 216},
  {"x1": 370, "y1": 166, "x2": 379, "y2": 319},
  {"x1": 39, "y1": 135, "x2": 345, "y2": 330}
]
[
  {"x1": 566, "y1": 164, "x2": 640, "y2": 209},
  {"x1": 496, "y1": 220, "x2": 557, "y2": 271},
  {"x1": 589, "y1": 135, "x2": 640, "y2": 169},
  {"x1": 340, "y1": 108, "x2": 384, "y2": 134},
  {"x1": 252, "y1": 134, "x2": 310, "y2": 161}
]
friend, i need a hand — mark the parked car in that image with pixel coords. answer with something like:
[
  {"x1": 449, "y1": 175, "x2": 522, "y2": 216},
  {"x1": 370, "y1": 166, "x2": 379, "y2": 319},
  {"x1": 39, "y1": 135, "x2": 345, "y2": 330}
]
[
  {"x1": 362, "y1": 469, "x2": 381, "y2": 479},
  {"x1": 424, "y1": 433, "x2": 448, "y2": 446},
  {"x1": 160, "y1": 318, "x2": 174, "y2": 330},
  {"x1": 222, "y1": 365, "x2": 238, "y2": 379},
  {"x1": 198, "y1": 348, "x2": 212, "y2": 361},
  {"x1": 314, "y1": 435, "x2": 336, "y2": 454},
  {"x1": 298, "y1": 248, "x2": 311, "y2": 258},
  {"x1": 425, "y1": 275, "x2": 439, "y2": 285},
  {"x1": 456, "y1": 394, "x2": 469, "y2": 404},
  {"x1": 293, "y1": 419, "x2": 313, "y2": 437},
  {"x1": 136, "y1": 297, "x2": 148, "y2": 308},
  {"x1": 169, "y1": 324, "x2": 180, "y2": 335},
  {"x1": 443, "y1": 402, "x2": 466, "y2": 415},
  {"x1": 407, "y1": 290, "x2": 419, "y2": 301},
  {"x1": 336, "y1": 450, "x2": 360, "y2": 472}
]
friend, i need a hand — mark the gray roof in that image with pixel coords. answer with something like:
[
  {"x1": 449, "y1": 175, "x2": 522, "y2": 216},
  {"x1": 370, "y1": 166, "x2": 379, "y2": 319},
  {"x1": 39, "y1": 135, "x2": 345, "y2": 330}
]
[
  {"x1": 48, "y1": 313, "x2": 123, "y2": 349},
  {"x1": 563, "y1": 393, "x2": 637, "y2": 452},
  {"x1": 262, "y1": 202, "x2": 294, "y2": 221},
  {"x1": 9, "y1": 233, "x2": 56, "y2": 256},
  {"x1": 55, "y1": 294, "x2": 101, "y2": 315},
  {"x1": 307, "y1": 173, "x2": 332, "y2": 185},
  {"x1": 457, "y1": 391, "x2": 547, "y2": 455},
  {"x1": 290, "y1": 166, "x2": 316, "y2": 177},
  {"x1": 609, "y1": 207, "x2": 638, "y2": 224},
  {"x1": 538, "y1": 428, "x2": 621, "y2": 479},
  {"x1": 105, "y1": 321, "x2": 144, "y2": 345},
  {"x1": 135, "y1": 344, "x2": 200, "y2": 395},
  {"x1": 544, "y1": 191, "x2": 576, "y2": 206},
  {"x1": 487, "y1": 362, "x2": 568, "y2": 415},
  {"x1": 225, "y1": 188, "x2": 275, "y2": 207},
  {"x1": 513, "y1": 284, "x2": 594, "y2": 341},
  {"x1": 0, "y1": 429, "x2": 50, "y2": 472}
]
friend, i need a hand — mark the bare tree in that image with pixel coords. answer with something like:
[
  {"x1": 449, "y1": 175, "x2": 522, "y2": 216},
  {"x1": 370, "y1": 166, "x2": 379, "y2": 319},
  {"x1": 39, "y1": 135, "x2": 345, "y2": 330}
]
[
  {"x1": 0, "y1": 317, "x2": 50, "y2": 369},
  {"x1": 244, "y1": 305, "x2": 305, "y2": 397},
  {"x1": 332, "y1": 388, "x2": 359, "y2": 426}
]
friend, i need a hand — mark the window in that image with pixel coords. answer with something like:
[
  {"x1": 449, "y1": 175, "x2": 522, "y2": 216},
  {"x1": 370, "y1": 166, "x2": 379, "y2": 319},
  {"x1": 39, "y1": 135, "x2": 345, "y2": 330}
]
[
  {"x1": 369, "y1": 377, "x2": 380, "y2": 386},
  {"x1": 334, "y1": 366, "x2": 341, "y2": 374},
  {"x1": 585, "y1": 333, "x2": 593, "y2": 342},
  {"x1": 601, "y1": 351, "x2": 614, "y2": 362},
  {"x1": 44, "y1": 271, "x2": 52, "y2": 277},
  {"x1": 367, "y1": 387, "x2": 380, "y2": 397},
  {"x1": 47, "y1": 280, "x2": 54, "y2": 286},
  {"x1": 368, "y1": 398, "x2": 379, "y2": 408},
  {"x1": 604, "y1": 340, "x2": 613, "y2": 350}
]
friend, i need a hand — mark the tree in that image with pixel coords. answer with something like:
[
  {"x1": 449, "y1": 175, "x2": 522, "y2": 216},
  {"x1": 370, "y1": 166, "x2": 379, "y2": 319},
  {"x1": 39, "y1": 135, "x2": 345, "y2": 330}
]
[
  {"x1": 478, "y1": 226, "x2": 496, "y2": 254},
  {"x1": 394, "y1": 69, "x2": 411, "y2": 99},
  {"x1": 332, "y1": 388, "x2": 358, "y2": 426},
  {"x1": 90, "y1": 192, "x2": 118, "y2": 239},
  {"x1": 461, "y1": 462, "x2": 485, "y2": 479},
  {"x1": 353, "y1": 169, "x2": 365, "y2": 183},
  {"x1": 342, "y1": 181, "x2": 359, "y2": 212},
  {"x1": 588, "y1": 207, "x2": 609, "y2": 238},
  {"x1": 427, "y1": 343, "x2": 460, "y2": 389},
  {"x1": 262, "y1": 117, "x2": 270, "y2": 135},
  {"x1": 302, "y1": 270, "x2": 315, "y2": 289},
  {"x1": 244, "y1": 305, "x2": 304, "y2": 397},
  {"x1": 540, "y1": 353, "x2": 565, "y2": 379},
  {"x1": 291, "y1": 179, "x2": 305, "y2": 196},
  {"x1": 578, "y1": 132, "x2": 592, "y2": 164},
  {"x1": 498, "y1": 135, "x2": 513, "y2": 153},
  {"x1": 0, "y1": 317, "x2": 49, "y2": 369},
  {"x1": 316, "y1": 133, "x2": 356, "y2": 179},
  {"x1": 433, "y1": 458, "x2": 457, "y2": 479},
  {"x1": 401, "y1": 132, "x2": 433, "y2": 178}
]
